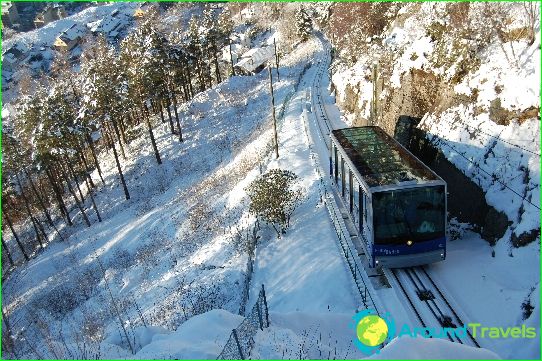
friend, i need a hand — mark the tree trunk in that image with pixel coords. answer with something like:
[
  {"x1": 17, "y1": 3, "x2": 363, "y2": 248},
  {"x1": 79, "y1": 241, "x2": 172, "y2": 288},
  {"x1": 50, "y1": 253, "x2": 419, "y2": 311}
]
[
  {"x1": 64, "y1": 155, "x2": 85, "y2": 203},
  {"x1": 184, "y1": 61, "x2": 194, "y2": 99},
  {"x1": 119, "y1": 117, "x2": 129, "y2": 146},
  {"x1": 159, "y1": 102, "x2": 166, "y2": 123},
  {"x1": 171, "y1": 92, "x2": 183, "y2": 142},
  {"x1": 24, "y1": 169, "x2": 65, "y2": 242},
  {"x1": 111, "y1": 120, "x2": 126, "y2": 160},
  {"x1": 77, "y1": 147, "x2": 95, "y2": 188},
  {"x1": 164, "y1": 99, "x2": 175, "y2": 134},
  {"x1": 86, "y1": 133, "x2": 105, "y2": 185},
  {"x1": 15, "y1": 174, "x2": 44, "y2": 248},
  {"x1": 57, "y1": 165, "x2": 91, "y2": 227},
  {"x1": 111, "y1": 140, "x2": 130, "y2": 200},
  {"x1": 84, "y1": 174, "x2": 102, "y2": 222},
  {"x1": 2, "y1": 236, "x2": 14, "y2": 265},
  {"x1": 142, "y1": 103, "x2": 162, "y2": 165},
  {"x1": 45, "y1": 168, "x2": 72, "y2": 226},
  {"x1": 165, "y1": 99, "x2": 175, "y2": 134},
  {"x1": 212, "y1": 42, "x2": 221, "y2": 84},
  {"x1": 2, "y1": 209, "x2": 29, "y2": 260}
]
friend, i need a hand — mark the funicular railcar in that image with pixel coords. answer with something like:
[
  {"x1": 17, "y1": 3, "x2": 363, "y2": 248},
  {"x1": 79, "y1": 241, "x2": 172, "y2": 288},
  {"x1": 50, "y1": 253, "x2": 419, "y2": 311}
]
[{"x1": 330, "y1": 126, "x2": 447, "y2": 268}]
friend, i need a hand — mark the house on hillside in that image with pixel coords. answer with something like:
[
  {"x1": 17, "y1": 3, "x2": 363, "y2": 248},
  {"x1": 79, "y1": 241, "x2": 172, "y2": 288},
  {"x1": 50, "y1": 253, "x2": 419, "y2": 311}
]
[
  {"x1": 130, "y1": 2, "x2": 157, "y2": 19},
  {"x1": 1, "y1": 2, "x2": 20, "y2": 28},
  {"x1": 2, "y1": 42, "x2": 30, "y2": 72},
  {"x1": 222, "y1": 43, "x2": 245, "y2": 64},
  {"x1": 231, "y1": 33, "x2": 251, "y2": 48},
  {"x1": 234, "y1": 45, "x2": 275, "y2": 74},
  {"x1": 34, "y1": 4, "x2": 66, "y2": 28},
  {"x1": 53, "y1": 24, "x2": 86, "y2": 51},
  {"x1": 87, "y1": 16, "x2": 128, "y2": 41}
]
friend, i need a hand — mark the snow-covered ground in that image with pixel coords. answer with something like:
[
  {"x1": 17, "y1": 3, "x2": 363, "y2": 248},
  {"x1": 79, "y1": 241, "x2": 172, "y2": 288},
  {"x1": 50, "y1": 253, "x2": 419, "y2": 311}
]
[{"x1": 3, "y1": 3, "x2": 540, "y2": 359}]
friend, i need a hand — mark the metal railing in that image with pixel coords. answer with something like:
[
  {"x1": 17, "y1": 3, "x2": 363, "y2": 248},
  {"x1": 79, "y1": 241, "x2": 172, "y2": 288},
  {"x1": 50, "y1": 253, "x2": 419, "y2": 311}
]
[
  {"x1": 217, "y1": 284, "x2": 270, "y2": 360},
  {"x1": 301, "y1": 48, "x2": 379, "y2": 313}
]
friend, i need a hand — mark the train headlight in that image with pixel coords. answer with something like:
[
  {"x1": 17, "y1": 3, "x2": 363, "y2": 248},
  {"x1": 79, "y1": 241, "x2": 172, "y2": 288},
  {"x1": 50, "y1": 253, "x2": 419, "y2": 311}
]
[
  {"x1": 406, "y1": 240, "x2": 413, "y2": 246},
  {"x1": 440, "y1": 253, "x2": 445, "y2": 258}
]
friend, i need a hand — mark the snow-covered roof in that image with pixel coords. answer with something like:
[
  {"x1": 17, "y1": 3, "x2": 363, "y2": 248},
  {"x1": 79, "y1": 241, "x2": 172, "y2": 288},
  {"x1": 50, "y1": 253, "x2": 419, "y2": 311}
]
[
  {"x1": 2, "y1": 52, "x2": 18, "y2": 65},
  {"x1": 58, "y1": 23, "x2": 86, "y2": 43},
  {"x1": 234, "y1": 45, "x2": 275, "y2": 73},
  {"x1": 2, "y1": 42, "x2": 29, "y2": 58},
  {"x1": 89, "y1": 17, "x2": 126, "y2": 35}
]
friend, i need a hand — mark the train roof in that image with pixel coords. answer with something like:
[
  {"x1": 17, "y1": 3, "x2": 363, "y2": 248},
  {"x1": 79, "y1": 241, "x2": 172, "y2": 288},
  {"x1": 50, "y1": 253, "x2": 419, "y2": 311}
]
[{"x1": 331, "y1": 126, "x2": 441, "y2": 189}]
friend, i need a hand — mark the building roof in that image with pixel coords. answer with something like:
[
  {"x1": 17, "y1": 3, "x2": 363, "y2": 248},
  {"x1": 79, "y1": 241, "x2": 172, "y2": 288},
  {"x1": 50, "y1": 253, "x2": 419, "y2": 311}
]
[
  {"x1": 234, "y1": 45, "x2": 274, "y2": 73},
  {"x1": 332, "y1": 126, "x2": 439, "y2": 188},
  {"x1": 58, "y1": 23, "x2": 86, "y2": 43}
]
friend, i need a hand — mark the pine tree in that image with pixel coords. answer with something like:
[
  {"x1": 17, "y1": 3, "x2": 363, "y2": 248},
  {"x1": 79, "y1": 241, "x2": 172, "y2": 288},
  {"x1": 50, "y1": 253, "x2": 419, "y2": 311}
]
[
  {"x1": 81, "y1": 39, "x2": 131, "y2": 199},
  {"x1": 295, "y1": 6, "x2": 313, "y2": 42}
]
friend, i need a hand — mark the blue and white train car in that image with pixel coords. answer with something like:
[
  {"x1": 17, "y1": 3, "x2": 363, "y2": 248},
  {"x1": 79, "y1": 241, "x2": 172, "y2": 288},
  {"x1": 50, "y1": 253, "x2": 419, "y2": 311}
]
[{"x1": 330, "y1": 126, "x2": 447, "y2": 268}]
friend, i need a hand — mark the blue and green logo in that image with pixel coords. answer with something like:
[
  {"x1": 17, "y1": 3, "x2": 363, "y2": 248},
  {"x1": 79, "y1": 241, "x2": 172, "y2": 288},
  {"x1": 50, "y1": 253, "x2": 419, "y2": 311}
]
[{"x1": 351, "y1": 309, "x2": 396, "y2": 355}]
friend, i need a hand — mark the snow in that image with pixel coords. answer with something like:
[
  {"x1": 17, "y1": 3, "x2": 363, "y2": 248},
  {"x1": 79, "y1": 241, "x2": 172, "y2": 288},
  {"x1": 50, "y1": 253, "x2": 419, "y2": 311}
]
[
  {"x1": 4, "y1": 24, "x2": 364, "y2": 361},
  {"x1": 426, "y1": 221, "x2": 540, "y2": 359},
  {"x1": 3, "y1": 3, "x2": 540, "y2": 360},
  {"x1": 132, "y1": 310, "x2": 243, "y2": 359},
  {"x1": 370, "y1": 337, "x2": 501, "y2": 360}
]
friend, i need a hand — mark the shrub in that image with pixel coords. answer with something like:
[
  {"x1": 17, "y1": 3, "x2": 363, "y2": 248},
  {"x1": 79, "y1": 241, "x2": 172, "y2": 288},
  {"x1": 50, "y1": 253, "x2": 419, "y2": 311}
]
[{"x1": 246, "y1": 169, "x2": 303, "y2": 237}]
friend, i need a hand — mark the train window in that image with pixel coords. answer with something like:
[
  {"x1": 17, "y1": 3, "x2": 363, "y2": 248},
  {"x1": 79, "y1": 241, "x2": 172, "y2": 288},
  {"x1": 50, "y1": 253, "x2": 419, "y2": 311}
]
[
  {"x1": 372, "y1": 186, "x2": 446, "y2": 245},
  {"x1": 334, "y1": 147, "x2": 338, "y2": 182},
  {"x1": 348, "y1": 171, "x2": 353, "y2": 213},
  {"x1": 353, "y1": 179, "x2": 359, "y2": 216},
  {"x1": 341, "y1": 158, "x2": 345, "y2": 197},
  {"x1": 344, "y1": 166, "x2": 350, "y2": 201}
]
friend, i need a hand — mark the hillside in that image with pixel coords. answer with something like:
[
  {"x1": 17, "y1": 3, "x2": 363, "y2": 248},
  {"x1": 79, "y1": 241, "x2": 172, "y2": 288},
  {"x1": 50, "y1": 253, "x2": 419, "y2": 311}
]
[{"x1": 1, "y1": 2, "x2": 540, "y2": 360}]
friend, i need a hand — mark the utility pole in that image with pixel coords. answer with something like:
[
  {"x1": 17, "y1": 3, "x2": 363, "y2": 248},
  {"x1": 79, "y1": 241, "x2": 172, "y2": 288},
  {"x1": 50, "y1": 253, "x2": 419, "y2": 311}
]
[
  {"x1": 273, "y1": 38, "x2": 280, "y2": 82},
  {"x1": 268, "y1": 67, "x2": 279, "y2": 159},
  {"x1": 229, "y1": 38, "x2": 235, "y2": 77},
  {"x1": 371, "y1": 61, "x2": 378, "y2": 126}
]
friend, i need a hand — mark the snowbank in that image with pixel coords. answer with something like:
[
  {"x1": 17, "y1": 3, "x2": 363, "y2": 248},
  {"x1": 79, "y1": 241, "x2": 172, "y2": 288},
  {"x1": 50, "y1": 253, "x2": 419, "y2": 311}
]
[
  {"x1": 370, "y1": 337, "x2": 501, "y2": 360},
  {"x1": 131, "y1": 309, "x2": 243, "y2": 359}
]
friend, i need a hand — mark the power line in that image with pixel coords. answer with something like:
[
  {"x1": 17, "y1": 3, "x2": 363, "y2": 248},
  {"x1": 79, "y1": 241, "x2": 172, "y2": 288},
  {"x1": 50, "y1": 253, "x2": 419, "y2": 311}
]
[
  {"x1": 432, "y1": 137, "x2": 540, "y2": 211},
  {"x1": 463, "y1": 123, "x2": 540, "y2": 157}
]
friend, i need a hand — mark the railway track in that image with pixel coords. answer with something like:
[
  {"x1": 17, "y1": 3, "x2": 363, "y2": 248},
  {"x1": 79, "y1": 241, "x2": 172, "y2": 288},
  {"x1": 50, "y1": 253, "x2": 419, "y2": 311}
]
[
  {"x1": 387, "y1": 267, "x2": 481, "y2": 348},
  {"x1": 308, "y1": 36, "x2": 480, "y2": 350}
]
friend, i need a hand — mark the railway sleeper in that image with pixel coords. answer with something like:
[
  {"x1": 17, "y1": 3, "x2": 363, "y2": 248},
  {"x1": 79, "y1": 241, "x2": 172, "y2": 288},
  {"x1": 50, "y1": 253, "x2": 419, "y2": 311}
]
[
  {"x1": 438, "y1": 315, "x2": 457, "y2": 328},
  {"x1": 416, "y1": 289, "x2": 435, "y2": 301}
]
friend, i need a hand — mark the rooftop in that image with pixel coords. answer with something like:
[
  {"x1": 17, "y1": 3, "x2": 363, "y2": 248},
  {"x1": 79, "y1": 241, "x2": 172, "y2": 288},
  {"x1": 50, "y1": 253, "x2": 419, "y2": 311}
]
[
  {"x1": 235, "y1": 45, "x2": 274, "y2": 73},
  {"x1": 332, "y1": 126, "x2": 439, "y2": 188}
]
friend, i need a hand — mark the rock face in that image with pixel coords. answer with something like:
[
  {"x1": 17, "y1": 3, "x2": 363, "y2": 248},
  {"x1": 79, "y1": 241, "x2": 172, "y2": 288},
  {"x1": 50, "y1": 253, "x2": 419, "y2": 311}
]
[
  {"x1": 512, "y1": 228, "x2": 542, "y2": 248},
  {"x1": 395, "y1": 116, "x2": 512, "y2": 245}
]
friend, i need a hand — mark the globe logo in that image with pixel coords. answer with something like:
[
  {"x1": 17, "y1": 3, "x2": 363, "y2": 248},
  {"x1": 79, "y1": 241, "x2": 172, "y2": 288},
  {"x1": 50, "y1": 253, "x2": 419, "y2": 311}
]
[
  {"x1": 351, "y1": 309, "x2": 396, "y2": 355},
  {"x1": 357, "y1": 314, "x2": 388, "y2": 346}
]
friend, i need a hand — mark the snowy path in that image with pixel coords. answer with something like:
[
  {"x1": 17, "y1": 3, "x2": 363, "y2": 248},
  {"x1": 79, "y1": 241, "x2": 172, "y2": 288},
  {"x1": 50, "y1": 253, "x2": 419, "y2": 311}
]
[{"x1": 247, "y1": 38, "x2": 369, "y2": 359}]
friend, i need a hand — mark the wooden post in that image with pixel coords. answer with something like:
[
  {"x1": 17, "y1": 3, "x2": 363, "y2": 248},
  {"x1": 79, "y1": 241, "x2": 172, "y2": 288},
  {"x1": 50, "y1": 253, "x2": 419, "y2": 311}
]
[
  {"x1": 273, "y1": 38, "x2": 280, "y2": 82},
  {"x1": 371, "y1": 62, "x2": 378, "y2": 126},
  {"x1": 229, "y1": 39, "x2": 235, "y2": 77},
  {"x1": 268, "y1": 67, "x2": 279, "y2": 159}
]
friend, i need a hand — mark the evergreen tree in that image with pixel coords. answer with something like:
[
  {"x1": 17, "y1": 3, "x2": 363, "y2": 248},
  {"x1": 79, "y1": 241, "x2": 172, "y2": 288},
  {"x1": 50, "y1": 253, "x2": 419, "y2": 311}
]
[{"x1": 295, "y1": 6, "x2": 313, "y2": 42}]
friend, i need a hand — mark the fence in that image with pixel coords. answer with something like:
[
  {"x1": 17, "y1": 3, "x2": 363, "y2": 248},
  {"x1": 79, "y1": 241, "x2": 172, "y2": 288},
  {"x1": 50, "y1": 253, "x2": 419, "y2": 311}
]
[{"x1": 217, "y1": 284, "x2": 270, "y2": 360}]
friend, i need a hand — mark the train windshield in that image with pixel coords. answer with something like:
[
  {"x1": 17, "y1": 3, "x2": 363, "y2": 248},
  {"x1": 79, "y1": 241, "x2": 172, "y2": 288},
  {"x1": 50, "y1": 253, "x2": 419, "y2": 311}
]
[{"x1": 373, "y1": 186, "x2": 445, "y2": 245}]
